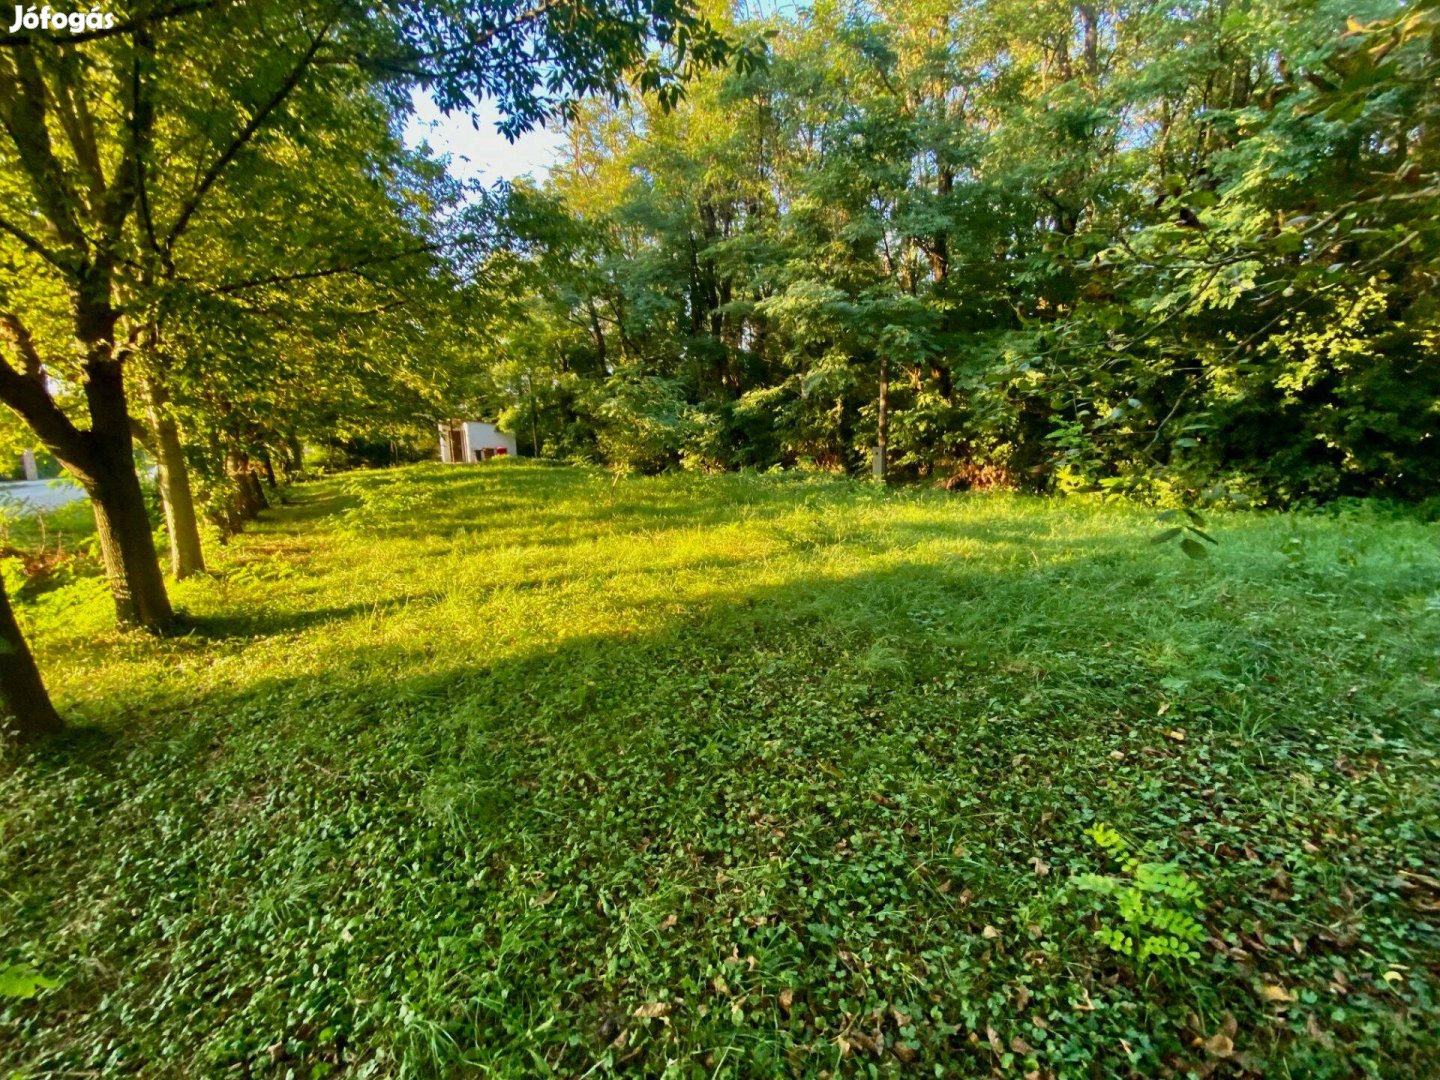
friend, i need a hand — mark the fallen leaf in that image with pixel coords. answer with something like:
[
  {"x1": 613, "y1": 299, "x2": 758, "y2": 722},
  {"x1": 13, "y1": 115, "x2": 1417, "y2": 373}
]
[
  {"x1": 659, "y1": 914, "x2": 678, "y2": 930},
  {"x1": 1261, "y1": 984, "x2": 1295, "y2": 1003},
  {"x1": 1030, "y1": 857, "x2": 1051, "y2": 876},
  {"x1": 1010, "y1": 1036, "x2": 1034, "y2": 1054},
  {"x1": 1204, "y1": 1033, "x2": 1234, "y2": 1058},
  {"x1": 846, "y1": 1031, "x2": 882, "y2": 1054},
  {"x1": 778, "y1": 988, "x2": 794, "y2": 1013},
  {"x1": 633, "y1": 1002, "x2": 672, "y2": 1019},
  {"x1": 982, "y1": 925, "x2": 1001, "y2": 940},
  {"x1": 1165, "y1": 728, "x2": 1186, "y2": 741}
]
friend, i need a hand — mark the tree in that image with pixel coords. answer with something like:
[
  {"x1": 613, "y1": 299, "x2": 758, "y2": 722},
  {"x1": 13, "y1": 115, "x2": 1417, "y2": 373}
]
[
  {"x1": 0, "y1": 573, "x2": 60, "y2": 745},
  {"x1": 470, "y1": 0, "x2": 1437, "y2": 504}
]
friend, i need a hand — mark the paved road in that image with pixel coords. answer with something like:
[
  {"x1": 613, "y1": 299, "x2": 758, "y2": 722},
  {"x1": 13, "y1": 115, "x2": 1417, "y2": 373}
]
[{"x1": 0, "y1": 479, "x2": 88, "y2": 510}]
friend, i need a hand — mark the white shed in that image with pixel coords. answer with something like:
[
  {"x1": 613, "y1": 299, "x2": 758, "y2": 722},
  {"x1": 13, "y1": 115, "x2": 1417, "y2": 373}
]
[{"x1": 438, "y1": 420, "x2": 518, "y2": 463}]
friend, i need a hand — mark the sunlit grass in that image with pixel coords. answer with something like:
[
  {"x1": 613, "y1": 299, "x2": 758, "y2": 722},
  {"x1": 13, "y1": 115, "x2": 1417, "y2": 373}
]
[{"x1": 3, "y1": 462, "x2": 1438, "y2": 1077}]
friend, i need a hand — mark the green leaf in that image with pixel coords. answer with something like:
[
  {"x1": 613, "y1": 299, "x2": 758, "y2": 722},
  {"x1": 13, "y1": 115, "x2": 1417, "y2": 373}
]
[
  {"x1": 1151, "y1": 527, "x2": 1183, "y2": 544},
  {"x1": 0, "y1": 964, "x2": 58, "y2": 1000},
  {"x1": 1180, "y1": 537, "x2": 1208, "y2": 560}
]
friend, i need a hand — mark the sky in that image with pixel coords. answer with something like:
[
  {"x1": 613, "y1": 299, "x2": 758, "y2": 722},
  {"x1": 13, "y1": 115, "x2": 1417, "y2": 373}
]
[
  {"x1": 402, "y1": 90, "x2": 567, "y2": 186},
  {"x1": 399, "y1": 0, "x2": 806, "y2": 186}
]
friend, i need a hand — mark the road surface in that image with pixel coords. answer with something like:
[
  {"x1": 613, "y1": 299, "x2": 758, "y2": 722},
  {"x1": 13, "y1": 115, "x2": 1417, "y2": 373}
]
[{"x1": 0, "y1": 479, "x2": 88, "y2": 511}]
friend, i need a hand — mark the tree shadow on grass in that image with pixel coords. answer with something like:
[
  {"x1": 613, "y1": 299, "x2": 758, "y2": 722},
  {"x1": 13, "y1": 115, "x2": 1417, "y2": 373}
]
[
  {"x1": 11, "y1": 468, "x2": 1437, "y2": 1076},
  {"x1": 10, "y1": 524, "x2": 1429, "y2": 1077},
  {"x1": 175, "y1": 595, "x2": 442, "y2": 641}
]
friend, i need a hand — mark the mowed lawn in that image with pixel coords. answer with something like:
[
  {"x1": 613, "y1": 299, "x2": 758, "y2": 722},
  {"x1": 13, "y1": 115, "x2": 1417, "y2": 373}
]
[{"x1": 3, "y1": 463, "x2": 1439, "y2": 1077}]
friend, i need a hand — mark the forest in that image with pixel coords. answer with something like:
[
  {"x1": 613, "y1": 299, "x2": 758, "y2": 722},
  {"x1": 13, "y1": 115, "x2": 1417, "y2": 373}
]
[
  {"x1": 466, "y1": 0, "x2": 1440, "y2": 504},
  {"x1": 1, "y1": 0, "x2": 1438, "y2": 1076}
]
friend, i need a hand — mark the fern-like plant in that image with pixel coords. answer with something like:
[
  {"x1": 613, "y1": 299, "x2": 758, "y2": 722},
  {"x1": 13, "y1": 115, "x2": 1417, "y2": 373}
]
[{"x1": 1073, "y1": 823, "x2": 1206, "y2": 964}]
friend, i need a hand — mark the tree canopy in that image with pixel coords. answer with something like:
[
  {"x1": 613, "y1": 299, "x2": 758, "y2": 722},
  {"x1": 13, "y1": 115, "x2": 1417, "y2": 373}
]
[{"x1": 467, "y1": 0, "x2": 1439, "y2": 505}]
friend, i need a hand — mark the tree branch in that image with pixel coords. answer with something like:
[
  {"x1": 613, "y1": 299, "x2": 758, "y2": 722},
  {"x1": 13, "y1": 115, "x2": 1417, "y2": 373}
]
[
  {"x1": 0, "y1": 214, "x2": 68, "y2": 271},
  {"x1": 0, "y1": 48, "x2": 91, "y2": 266},
  {"x1": 162, "y1": 12, "x2": 337, "y2": 257},
  {"x1": 200, "y1": 244, "x2": 437, "y2": 295},
  {"x1": 0, "y1": 310, "x2": 90, "y2": 469}
]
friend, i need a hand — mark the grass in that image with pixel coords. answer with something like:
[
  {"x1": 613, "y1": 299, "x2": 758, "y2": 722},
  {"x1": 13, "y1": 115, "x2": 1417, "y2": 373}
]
[
  {"x1": 2, "y1": 461, "x2": 1439, "y2": 1077},
  {"x1": 0, "y1": 496, "x2": 95, "y2": 554}
]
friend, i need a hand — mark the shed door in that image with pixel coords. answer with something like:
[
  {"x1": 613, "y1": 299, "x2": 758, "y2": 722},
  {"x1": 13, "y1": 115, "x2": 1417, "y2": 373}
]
[{"x1": 447, "y1": 426, "x2": 465, "y2": 463}]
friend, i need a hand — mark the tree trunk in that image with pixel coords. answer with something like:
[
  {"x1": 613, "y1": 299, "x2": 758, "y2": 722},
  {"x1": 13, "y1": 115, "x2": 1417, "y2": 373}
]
[
  {"x1": 262, "y1": 453, "x2": 277, "y2": 490},
  {"x1": 88, "y1": 449, "x2": 174, "y2": 629},
  {"x1": 145, "y1": 376, "x2": 206, "y2": 579},
  {"x1": 875, "y1": 354, "x2": 889, "y2": 484},
  {"x1": 525, "y1": 374, "x2": 541, "y2": 457},
  {"x1": 82, "y1": 355, "x2": 173, "y2": 630},
  {"x1": 0, "y1": 308, "x2": 174, "y2": 630},
  {"x1": 932, "y1": 166, "x2": 953, "y2": 282},
  {"x1": 247, "y1": 467, "x2": 269, "y2": 511},
  {"x1": 0, "y1": 575, "x2": 61, "y2": 745},
  {"x1": 285, "y1": 433, "x2": 304, "y2": 476},
  {"x1": 226, "y1": 450, "x2": 267, "y2": 520}
]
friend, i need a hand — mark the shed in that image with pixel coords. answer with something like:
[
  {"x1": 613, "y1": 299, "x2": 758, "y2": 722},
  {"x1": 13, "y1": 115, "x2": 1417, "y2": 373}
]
[{"x1": 438, "y1": 420, "x2": 518, "y2": 463}]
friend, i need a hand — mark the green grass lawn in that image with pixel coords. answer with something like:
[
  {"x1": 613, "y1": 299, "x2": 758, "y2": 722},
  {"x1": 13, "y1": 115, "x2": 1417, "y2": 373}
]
[{"x1": 3, "y1": 463, "x2": 1439, "y2": 1077}]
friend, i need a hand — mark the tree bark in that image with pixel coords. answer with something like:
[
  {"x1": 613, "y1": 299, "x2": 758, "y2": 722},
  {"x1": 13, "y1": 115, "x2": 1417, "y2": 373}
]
[
  {"x1": 0, "y1": 574, "x2": 61, "y2": 745},
  {"x1": 88, "y1": 445, "x2": 174, "y2": 628},
  {"x1": 285, "y1": 432, "x2": 305, "y2": 476},
  {"x1": 247, "y1": 466, "x2": 269, "y2": 512},
  {"x1": 144, "y1": 375, "x2": 206, "y2": 579},
  {"x1": 875, "y1": 354, "x2": 889, "y2": 484},
  {"x1": 226, "y1": 449, "x2": 267, "y2": 521},
  {"x1": 79, "y1": 323, "x2": 174, "y2": 629}
]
